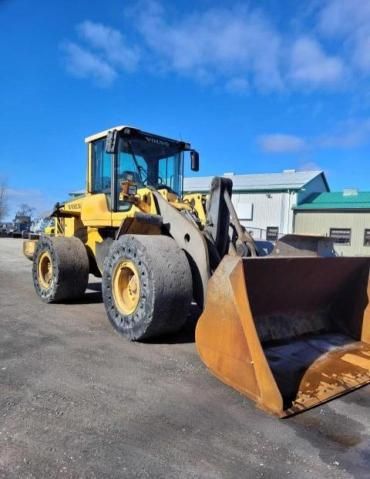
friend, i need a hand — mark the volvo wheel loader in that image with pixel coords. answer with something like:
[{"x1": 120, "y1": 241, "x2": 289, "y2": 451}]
[{"x1": 24, "y1": 125, "x2": 370, "y2": 417}]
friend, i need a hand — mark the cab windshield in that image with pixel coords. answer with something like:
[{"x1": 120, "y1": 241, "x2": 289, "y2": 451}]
[{"x1": 117, "y1": 135, "x2": 183, "y2": 195}]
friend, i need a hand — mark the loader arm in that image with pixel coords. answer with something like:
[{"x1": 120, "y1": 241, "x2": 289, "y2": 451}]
[
  {"x1": 152, "y1": 191, "x2": 210, "y2": 308},
  {"x1": 203, "y1": 176, "x2": 257, "y2": 261}
]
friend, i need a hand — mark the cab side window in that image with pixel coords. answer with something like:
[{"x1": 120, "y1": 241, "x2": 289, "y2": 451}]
[{"x1": 92, "y1": 139, "x2": 112, "y2": 193}]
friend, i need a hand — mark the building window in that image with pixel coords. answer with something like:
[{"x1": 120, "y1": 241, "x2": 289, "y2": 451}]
[
  {"x1": 364, "y1": 229, "x2": 370, "y2": 246},
  {"x1": 266, "y1": 226, "x2": 279, "y2": 241},
  {"x1": 329, "y1": 228, "x2": 351, "y2": 245}
]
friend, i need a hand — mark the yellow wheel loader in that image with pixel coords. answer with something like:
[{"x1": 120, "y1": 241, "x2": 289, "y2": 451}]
[{"x1": 24, "y1": 125, "x2": 370, "y2": 417}]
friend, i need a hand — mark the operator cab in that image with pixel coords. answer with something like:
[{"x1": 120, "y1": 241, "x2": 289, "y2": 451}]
[{"x1": 86, "y1": 125, "x2": 199, "y2": 212}]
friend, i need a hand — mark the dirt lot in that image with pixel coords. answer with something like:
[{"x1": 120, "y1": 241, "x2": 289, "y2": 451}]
[{"x1": 1, "y1": 238, "x2": 370, "y2": 478}]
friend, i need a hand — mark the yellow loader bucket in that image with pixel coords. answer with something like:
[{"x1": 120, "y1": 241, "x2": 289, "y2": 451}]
[{"x1": 196, "y1": 255, "x2": 370, "y2": 417}]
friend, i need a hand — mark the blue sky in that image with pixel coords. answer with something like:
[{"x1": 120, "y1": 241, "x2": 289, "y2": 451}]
[{"x1": 1, "y1": 0, "x2": 370, "y2": 219}]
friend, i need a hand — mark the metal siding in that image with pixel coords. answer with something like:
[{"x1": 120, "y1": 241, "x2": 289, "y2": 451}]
[
  {"x1": 233, "y1": 192, "x2": 285, "y2": 239},
  {"x1": 231, "y1": 176, "x2": 328, "y2": 238},
  {"x1": 281, "y1": 192, "x2": 290, "y2": 234},
  {"x1": 184, "y1": 172, "x2": 328, "y2": 240},
  {"x1": 294, "y1": 211, "x2": 370, "y2": 256},
  {"x1": 287, "y1": 192, "x2": 296, "y2": 233},
  {"x1": 184, "y1": 171, "x2": 326, "y2": 193},
  {"x1": 297, "y1": 175, "x2": 329, "y2": 204},
  {"x1": 290, "y1": 176, "x2": 328, "y2": 236}
]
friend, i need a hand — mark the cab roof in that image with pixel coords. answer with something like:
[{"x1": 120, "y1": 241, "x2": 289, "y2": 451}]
[
  {"x1": 84, "y1": 125, "x2": 190, "y2": 148},
  {"x1": 84, "y1": 125, "x2": 132, "y2": 143}
]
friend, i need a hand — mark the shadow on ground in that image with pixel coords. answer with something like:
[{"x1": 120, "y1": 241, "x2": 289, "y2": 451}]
[
  {"x1": 145, "y1": 303, "x2": 202, "y2": 345},
  {"x1": 63, "y1": 283, "x2": 201, "y2": 344},
  {"x1": 60, "y1": 282, "x2": 102, "y2": 305}
]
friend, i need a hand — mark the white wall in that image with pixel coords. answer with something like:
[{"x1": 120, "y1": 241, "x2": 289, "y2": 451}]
[
  {"x1": 185, "y1": 174, "x2": 329, "y2": 240},
  {"x1": 231, "y1": 175, "x2": 328, "y2": 239},
  {"x1": 232, "y1": 191, "x2": 294, "y2": 238}
]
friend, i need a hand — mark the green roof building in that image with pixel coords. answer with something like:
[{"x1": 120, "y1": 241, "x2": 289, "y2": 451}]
[
  {"x1": 185, "y1": 169, "x2": 329, "y2": 240},
  {"x1": 294, "y1": 189, "x2": 370, "y2": 256}
]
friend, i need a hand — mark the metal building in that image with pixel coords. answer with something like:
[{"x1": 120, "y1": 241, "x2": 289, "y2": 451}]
[
  {"x1": 294, "y1": 190, "x2": 370, "y2": 256},
  {"x1": 184, "y1": 170, "x2": 329, "y2": 240}
]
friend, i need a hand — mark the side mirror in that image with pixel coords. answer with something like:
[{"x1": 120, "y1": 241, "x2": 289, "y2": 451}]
[
  {"x1": 190, "y1": 150, "x2": 199, "y2": 172},
  {"x1": 105, "y1": 129, "x2": 118, "y2": 154}
]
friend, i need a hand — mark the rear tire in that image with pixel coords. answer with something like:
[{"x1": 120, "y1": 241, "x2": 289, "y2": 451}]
[
  {"x1": 102, "y1": 234, "x2": 192, "y2": 340},
  {"x1": 32, "y1": 236, "x2": 89, "y2": 302}
]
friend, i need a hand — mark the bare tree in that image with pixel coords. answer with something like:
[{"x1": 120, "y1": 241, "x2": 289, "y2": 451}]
[
  {"x1": 16, "y1": 203, "x2": 35, "y2": 218},
  {"x1": 0, "y1": 178, "x2": 8, "y2": 222}
]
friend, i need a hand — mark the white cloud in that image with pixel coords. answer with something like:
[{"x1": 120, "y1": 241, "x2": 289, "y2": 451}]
[
  {"x1": 132, "y1": 2, "x2": 283, "y2": 91},
  {"x1": 352, "y1": 34, "x2": 370, "y2": 72},
  {"x1": 318, "y1": 0, "x2": 370, "y2": 38},
  {"x1": 61, "y1": 21, "x2": 139, "y2": 86},
  {"x1": 289, "y1": 37, "x2": 344, "y2": 87},
  {"x1": 317, "y1": 118, "x2": 370, "y2": 149},
  {"x1": 297, "y1": 161, "x2": 323, "y2": 172},
  {"x1": 60, "y1": 1, "x2": 370, "y2": 93},
  {"x1": 259, "y1": 118, "x2": 370, "y2": 155},
  {"x1": 62, "y1": 42, "x2": 117, "y2": 87},
  {"x1": 225, "y1": 77, "x2": 249, "y2": 94},
  {"x1": 318, "y1": 0, "x2": 370, "y2": 74},
  {"x1": 258, "y1": 134, "x2": 307, "y2": 153},
  {"x1": 78, "y1": 20, "x2": 139, "y2": 72}
]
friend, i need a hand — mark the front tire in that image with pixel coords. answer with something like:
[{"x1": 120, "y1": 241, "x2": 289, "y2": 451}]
[
  {"x1": 102, "y1": 234, "x2": 193, "y2": 340},
  {"x1": 32, "y1": 236, "x2": 89, "y2": 302}
]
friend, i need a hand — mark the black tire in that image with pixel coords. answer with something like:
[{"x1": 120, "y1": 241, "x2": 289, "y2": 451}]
[
  {"x1": 32, "y1": 236, "x2": 89, "y2": 302},
  {"x1": 102, "y1": 234, "x2": 193, "y2": 340}
]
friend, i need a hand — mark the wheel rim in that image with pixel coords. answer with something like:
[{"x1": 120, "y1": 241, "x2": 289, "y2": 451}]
[
  {"x1": 112, "y1": 260, "x2": 141, "y2": 315},
  {"x1": 38, "y1": 251, "x2": 53, "y2": 289}
]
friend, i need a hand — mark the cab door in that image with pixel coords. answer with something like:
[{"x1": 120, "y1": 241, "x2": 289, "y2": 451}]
[{"x1": 83, "y1": 138, "x2": 113, "y2": 226}]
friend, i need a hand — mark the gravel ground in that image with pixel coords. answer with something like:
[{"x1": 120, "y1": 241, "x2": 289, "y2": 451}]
[{"x1": 1, "y1": 238, "x2": 370, "y2": 478}]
